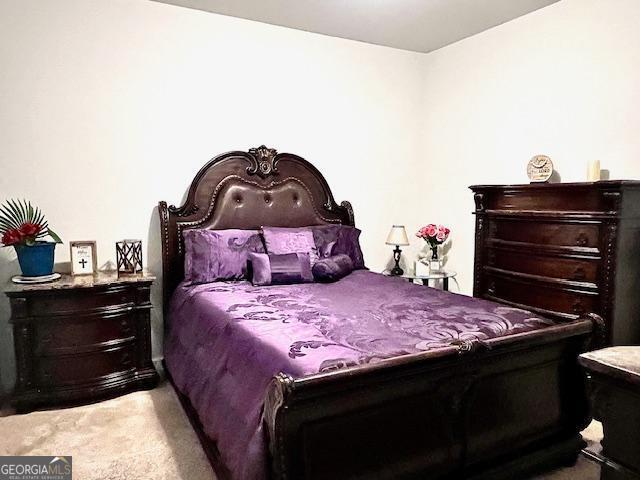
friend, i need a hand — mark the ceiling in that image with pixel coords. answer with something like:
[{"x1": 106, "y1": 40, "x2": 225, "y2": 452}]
[{"x1": 152, "y1": 0, "x2": 559, "y2": 53}]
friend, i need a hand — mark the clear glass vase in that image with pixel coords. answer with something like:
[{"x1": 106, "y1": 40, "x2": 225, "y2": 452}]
[{"x1": 429, "y1": 245, "x2": 441, "y2": 273}]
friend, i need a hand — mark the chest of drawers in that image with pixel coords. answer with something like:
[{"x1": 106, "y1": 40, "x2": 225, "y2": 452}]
[
  {"x1": 5, "y1": 273, "x2": 159, "y2": 412},
  {"x1": 470, "y1": 181, "x2": 640, "y2": 345}
]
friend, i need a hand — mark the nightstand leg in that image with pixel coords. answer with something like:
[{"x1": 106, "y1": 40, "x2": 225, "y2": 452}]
[{"x1": 443, "y1": 278, "x2": 449, "y2": 291}]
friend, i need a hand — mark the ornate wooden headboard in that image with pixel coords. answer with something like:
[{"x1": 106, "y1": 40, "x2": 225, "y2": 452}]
[{"x1": 158, "y1": 146, "x2": 354, "y2": 308}]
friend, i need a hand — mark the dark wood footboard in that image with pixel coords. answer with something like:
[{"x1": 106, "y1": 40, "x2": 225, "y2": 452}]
[{"x1": 264, "y1": 317, "x2": 598, "y2": 480}]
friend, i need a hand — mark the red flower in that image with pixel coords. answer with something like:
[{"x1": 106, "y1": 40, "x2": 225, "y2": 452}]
[
  {"x1": 426, "y1": 225, "x2": 437, "y2": 237},
  {"x1": 19, "y1": 222, "x2": 41, "y2": 237},
  {"x1": 2, "y1": 228, "x2": 23, "y2": 246}
]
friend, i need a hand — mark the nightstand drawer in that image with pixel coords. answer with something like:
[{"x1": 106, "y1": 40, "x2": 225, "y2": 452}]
[
  {"x1": 28, "y1": 287, "x2": 140, "y2": 317},
  {"x1": 35, "y1": 344, "x2": 136, "y2": 386},
  {"x1": 35, "y1": 311, "x2": 136, "y2": 356}
]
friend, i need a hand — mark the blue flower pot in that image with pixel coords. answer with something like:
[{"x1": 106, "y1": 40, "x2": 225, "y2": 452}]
[{"x1": 14, "y1": 242, "x2": 56, "y2": 277}]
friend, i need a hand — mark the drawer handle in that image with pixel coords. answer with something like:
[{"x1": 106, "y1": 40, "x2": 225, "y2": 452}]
[
  {"x1": 571, "y1": 267, "x2": 587, "y2": 281},
  {"x1": 122, "y1": 352, "x2": 133, "y2": 366},
  {"x1": 572, "y1": 300, "x2": 586, "y2": 315},
  {"x1": 575, "y1": 233, "x2": 589, "y2": 247},
  {"x1": 120, "y1": 319, "x2": 133, "y2": 333},
  {"x1": 487, "y1": 281, "x2": 496, "y2": 296}
]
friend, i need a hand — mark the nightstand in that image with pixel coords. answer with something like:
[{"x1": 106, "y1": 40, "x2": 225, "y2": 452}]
[
  {"x1": 5, "y1": 272, "x2": 159, "y2": 412},
  {"x1": 384, "y1": 270, "x2": 457, "y2": 291}
]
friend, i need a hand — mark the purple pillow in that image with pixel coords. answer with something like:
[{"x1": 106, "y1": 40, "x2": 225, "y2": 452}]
[
  {"x1": 312, "y1": 254, "x2": 354, "y2": 283},
  {"x1": 310, "y1": 224, "x2": 341, "y2": 259},
  {"x1": 309, "y1": 225, "x2": 365, "y2": 269},
  {"x1": 248, "y1": 252, "x2": 313, "y2": 286},
  {"x1": 330, "y1": 226, "x2": 365, "y2": 269},
  {"x1": 183, "y1": 229, "x2": 265, "y2": 283},
  {"x1": 261, "y1": 227, "x2": 319, "y2": 265}
]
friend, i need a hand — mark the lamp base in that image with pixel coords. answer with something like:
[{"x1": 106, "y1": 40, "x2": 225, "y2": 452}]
[
  {"x1": 390, "y1": 245, "x2": 404, "y2": 276},
  {"x1": 390, "y1": 265, "x2": 404, "y2": 276}
]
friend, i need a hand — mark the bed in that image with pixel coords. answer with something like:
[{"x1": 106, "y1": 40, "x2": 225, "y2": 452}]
[{"x1": 158, "y1": 146, "x2": 604, "y2": 480}]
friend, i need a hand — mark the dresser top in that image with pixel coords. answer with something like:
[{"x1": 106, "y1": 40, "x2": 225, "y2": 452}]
[
  {"x1": 4, "y1": 271, "x2": 155, "y2": 294},
  {"x1": 470, "y1": 180, "x2": 640, "y2": 190},
  {"x1": 579, "y1": 347, "x2": 640, "y2": 386}
]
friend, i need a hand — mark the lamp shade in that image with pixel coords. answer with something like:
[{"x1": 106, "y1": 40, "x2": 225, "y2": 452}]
[{"x1": 385, "y1": 225, "x2": 409, "y2": 246}]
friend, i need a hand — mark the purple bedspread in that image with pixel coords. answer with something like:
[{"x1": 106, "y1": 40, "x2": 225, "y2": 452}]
[{"x1": 164, "y1": 270, "x2": 554, "y2": 480}]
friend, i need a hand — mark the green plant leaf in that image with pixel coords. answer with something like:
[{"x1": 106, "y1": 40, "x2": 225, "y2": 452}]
[
  {"x1": 47, "y1": 228, "x2": 63, "y2": 244},
  {"x1": 36, "y1": 222, "x2": 47, "y2": 236},
  {"x1": 14, "y1": 199, "x2": 23, "y2": 223},
  {"x1": 0, "y1": 217, "x2": 15, "y2": 228},
  {"x1": 19, "y1": 199, "x2": 28, "y2": 223},
  {"x1": 0, "y1": 199, "x2": 56, "y2": 240},
  {"x1": 0, "y1": 215, "x2": 15, "y2": 226},
  {"x1": 0, "y1": 204, "x2": 20, "y2": 230},
  {"x1": 0, "y1": 204, "x2": 15, "y2": 223},
  {"x1": 7, "y1": 200, "x2": 26, "y2": 225},
  {"x1": 7, "y1": 200, "x2": 21, "y2": 221},
  {"x1": 36, "y1": 221, "x2": 49, "y2": 238},
  {"x1": 33, "y1": 209, "x2": 44, "y2": 227}
]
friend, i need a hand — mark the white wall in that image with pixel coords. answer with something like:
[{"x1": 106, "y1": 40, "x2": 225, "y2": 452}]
[
  {"x1": 419, "y1": 0, "x2": 640, "y2": 294},
  {"x1": 0, "y1": 0, "x2": 426, "y2": 392}
]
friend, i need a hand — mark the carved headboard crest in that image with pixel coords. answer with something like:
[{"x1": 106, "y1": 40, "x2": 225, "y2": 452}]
[
  {"x1": 247, "y1": 145, "x2": 279, "y2": 178},
  {"x1": 158, "y1": 146, "x2": 355, "y2": 313}
]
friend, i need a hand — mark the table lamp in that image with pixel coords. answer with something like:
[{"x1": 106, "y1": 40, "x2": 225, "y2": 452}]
[{"x1": 385, "y1": 225, "x2": 409, "y2": 276}]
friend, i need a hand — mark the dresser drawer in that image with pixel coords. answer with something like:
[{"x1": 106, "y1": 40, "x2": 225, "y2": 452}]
[
  {"x1": 35, "y1": 344, "x2": 136, "y2": 386},
  {"x1": 488, "y1": 219, "x2": 601, "y2": 250},
  {"x1": 483, "y1": 274, "x2": 599, "y2": 319},
  {"x1": 483, "y1": 187, "x2": 609, "y2": 212},
  {"x1": 35, "y1": 311, "x2": 136, "y2": 356},
  {"x1": 27, "y1": 287, "x2": 141, "y2": 317},
  {"x1": 486, "y1": 249, "x2": 599, "y2": 284}
]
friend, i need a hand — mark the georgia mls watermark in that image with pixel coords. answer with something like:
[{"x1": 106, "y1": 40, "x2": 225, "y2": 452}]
[{"x1": 0, "y1": 456, "x2": 72, "y2": 480}]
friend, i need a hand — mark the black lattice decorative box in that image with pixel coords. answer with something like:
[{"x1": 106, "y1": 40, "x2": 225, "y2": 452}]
[{"x1": 116, "y1": 239, "x2": 143, "y2": 276}]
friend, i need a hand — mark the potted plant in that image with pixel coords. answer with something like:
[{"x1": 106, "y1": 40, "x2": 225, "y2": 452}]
[
  {"x1": 0, "y1": 199, "x2": 62, "y2": 277},
  {"x1": 416, "y1": 224, "x2": 450, "y2": 272}
]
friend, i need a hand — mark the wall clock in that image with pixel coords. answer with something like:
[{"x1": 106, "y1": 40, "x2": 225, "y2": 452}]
[{"x1": 527, "y1": 154, "x2": 553, "y2": 182}]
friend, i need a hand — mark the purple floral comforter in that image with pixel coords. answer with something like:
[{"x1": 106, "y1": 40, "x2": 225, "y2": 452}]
[{"x1": 164, "y1": 270, "x2": 554, "y2": 480}]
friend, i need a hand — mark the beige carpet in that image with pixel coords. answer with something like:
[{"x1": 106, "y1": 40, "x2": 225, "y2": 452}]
[
  {"x1": 0, "y1": 381, "x2": 602, "y2": 479},
  {"x1": 0, "y1": 382, "x2": 215, "y2": 480}
]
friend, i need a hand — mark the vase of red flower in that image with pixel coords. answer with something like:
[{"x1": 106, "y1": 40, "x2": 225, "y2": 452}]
[
  {"x1": 0, "y1": 199, "x2": 62, "y2": 277},
  {"x1": 416, "y1": 224, "x2": 450, "y2": 273}
]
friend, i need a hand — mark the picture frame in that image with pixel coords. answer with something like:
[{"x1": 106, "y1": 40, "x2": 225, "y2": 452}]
[{"x1": 70, "y1": 241, "x2": 97, "y2": 275}]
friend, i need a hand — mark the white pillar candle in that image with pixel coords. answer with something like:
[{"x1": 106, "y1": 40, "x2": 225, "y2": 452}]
[{"x1": 587, "y1": 160, "x2": 601, "y2": 181}]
